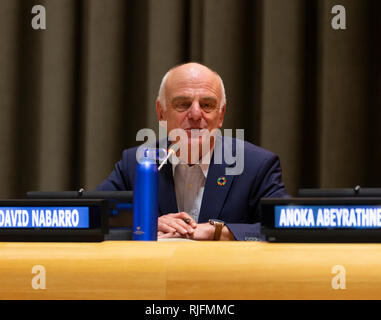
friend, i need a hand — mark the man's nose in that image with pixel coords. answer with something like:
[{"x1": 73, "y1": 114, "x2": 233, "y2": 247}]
[{"x1": 188, "y1": 101, "x2": 202, "y2": 120}]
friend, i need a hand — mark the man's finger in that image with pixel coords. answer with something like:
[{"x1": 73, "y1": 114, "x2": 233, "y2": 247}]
[
  {"x1": 160, "y1": 216, "x2": 192, "y2": 235},
  {"x1": 158, "y1": 222, "x2": 177, "y2": 234},
  {"x1": 163, "y1": 212, "x2": 197, "y2": 227},
  {"x1": 176, "y1": 212, "x2": 197, "y2": 227},
  {"x1": 175, "y1": 218, "x2": 195, "y2": 234},
  {"x1": 167, "y1": 221, "x2": 188, "y2": 235},
  {"x1": 158, "y1": 213, "x2": 197, "y2": 234},
  {"x1": 158, "y1": 231, "x2": 182, "y2": 239}
]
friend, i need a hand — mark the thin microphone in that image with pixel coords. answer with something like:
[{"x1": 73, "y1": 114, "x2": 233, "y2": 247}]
[{"x1": 158, "y1": 142, "x2": 180, "y2": 171}]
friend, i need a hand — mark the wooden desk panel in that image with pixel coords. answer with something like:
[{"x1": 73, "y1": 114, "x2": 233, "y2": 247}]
[{"x1": 0, "y1": 241, "x2": 380, "y2": 299}]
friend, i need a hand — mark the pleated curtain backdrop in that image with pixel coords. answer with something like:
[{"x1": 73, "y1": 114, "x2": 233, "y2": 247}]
[{"x1": 0, "y1": 0, "x2": 380, "y2": 198}]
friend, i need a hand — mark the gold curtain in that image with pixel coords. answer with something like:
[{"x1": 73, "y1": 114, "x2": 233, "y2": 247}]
[{"x1": 0, "y1": 0, "x2": 380, "y2": 198}]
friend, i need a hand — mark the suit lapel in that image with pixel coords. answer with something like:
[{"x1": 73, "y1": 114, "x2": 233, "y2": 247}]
[
  {"x1": 153, "y1": 138, "x2": 178, "y2": 215},
  {"x1": 158, "y1": 162, "x2": 178, "y2": 215},
  {"x1": 198, "y1": 136, "x2": 236, "y2": 222}
]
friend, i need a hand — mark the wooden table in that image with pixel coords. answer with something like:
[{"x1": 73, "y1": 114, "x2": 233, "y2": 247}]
[{"x1": 0, "y1": 241, "x2": 380, "y2": 299}]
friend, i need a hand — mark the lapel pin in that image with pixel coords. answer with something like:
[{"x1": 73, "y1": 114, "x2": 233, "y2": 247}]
[{"x1": 217, "y1": 176, "x2": 227, "y2": 186}]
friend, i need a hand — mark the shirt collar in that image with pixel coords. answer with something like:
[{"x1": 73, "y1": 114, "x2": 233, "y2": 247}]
[{"x1": 171, "y1": 147, "x2": 213, "y2": 178}]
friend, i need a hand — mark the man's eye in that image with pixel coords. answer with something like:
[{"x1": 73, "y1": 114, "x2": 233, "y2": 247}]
[
  {"x1": 174, "y1": 103, "x2": 190, "y2": 110},
  {"x1": 201, "y1": 103, "x2": 216, "y2": 112}
]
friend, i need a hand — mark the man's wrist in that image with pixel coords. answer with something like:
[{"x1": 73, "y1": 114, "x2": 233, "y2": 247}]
[
  {"x1": 220, "y1": 226, "x2": 235, "y2": 241},
  {"x1": 207, "y1": 223, "x2": 216, "y2": 240},
  {"x1": 208, "y1": 219, "x2": 225, "y2": 240},
  {"x1": 207, "y1": 221, "x2": 235, "y2": 241}
]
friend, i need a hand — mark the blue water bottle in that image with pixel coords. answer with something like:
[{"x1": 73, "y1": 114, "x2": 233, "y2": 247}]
[{"x1": 132, "y1": 151, "x2": 159, "y2": 241}]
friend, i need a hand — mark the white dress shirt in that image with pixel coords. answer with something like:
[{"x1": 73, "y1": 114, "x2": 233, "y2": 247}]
[{"x1": 172, "y1": 161, "x2": 209, "y2": 223}]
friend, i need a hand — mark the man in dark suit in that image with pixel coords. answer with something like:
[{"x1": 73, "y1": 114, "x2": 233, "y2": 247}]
[{"x1": 97, "y1": 62, "x2": 288, "y2": 241}]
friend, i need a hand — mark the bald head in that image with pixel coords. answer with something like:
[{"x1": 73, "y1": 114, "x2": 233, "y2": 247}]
[
  {"x1": 155, "y1": 62, "x2": 227, "y2": 162},
  {"x1": 157, "y1": 63, "x2": 226, "y2": 111}
]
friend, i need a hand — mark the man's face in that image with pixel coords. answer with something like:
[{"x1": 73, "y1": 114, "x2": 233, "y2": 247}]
[{"x1": 156, "y1": 64, "x2": 226, "y2": 161}]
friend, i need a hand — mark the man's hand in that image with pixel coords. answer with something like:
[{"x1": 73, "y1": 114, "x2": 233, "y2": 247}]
[
  {"x1": 158, "y1": 212, "x2": 197, "y2": 236},
  {"x1": 158, "y1": 222, "x2": 235, "y2": 240},
  {"x1": 158, "y1": 222, "x2": 214, "y2": 240}
]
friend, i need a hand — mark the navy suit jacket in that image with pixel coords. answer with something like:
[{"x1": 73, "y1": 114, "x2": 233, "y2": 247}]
[{"x1": 96, "y1": 137, "x2": 289, "y2": 241}]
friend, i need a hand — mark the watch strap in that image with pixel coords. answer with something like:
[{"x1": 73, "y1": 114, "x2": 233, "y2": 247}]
[{"x1": 213, "y1": 222, "x2": 224, "y2": 240}]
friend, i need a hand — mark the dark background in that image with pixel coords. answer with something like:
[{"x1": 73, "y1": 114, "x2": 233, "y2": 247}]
[{"x1": 0, "y1": 0, "x2": 380, "y2": 197}]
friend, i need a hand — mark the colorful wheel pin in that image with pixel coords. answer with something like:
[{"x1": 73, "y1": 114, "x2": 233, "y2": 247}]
[{"x1": 217, "y1": 176, "x2": 227, "y2": 186}]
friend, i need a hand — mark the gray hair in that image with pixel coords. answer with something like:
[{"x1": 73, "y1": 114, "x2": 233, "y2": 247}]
[{"x1": 157, "y1": 64, "x2": 227, "y2": 112}]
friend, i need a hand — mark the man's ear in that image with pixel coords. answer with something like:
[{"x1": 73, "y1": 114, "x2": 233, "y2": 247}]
[
  {"x1": 156, "y1": 99, "x2": 165, "y2": 121},
  {"x1": 218, "y1": 104, "x2": 226, "y2": 128}
]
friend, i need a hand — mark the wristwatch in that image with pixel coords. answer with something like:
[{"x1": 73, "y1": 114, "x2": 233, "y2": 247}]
[{"x1": 209, "y1": 219, "x2": 225, "y2": 241}]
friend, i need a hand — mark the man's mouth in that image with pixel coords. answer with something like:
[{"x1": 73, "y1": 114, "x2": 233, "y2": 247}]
[{"x1": 184, "y1": 128, "x2": 207, "y2": 136}]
